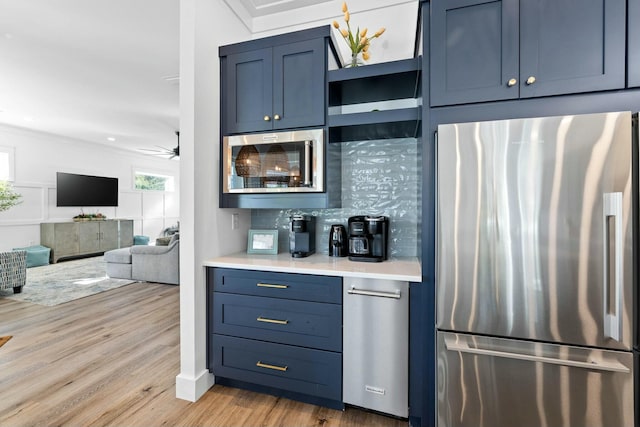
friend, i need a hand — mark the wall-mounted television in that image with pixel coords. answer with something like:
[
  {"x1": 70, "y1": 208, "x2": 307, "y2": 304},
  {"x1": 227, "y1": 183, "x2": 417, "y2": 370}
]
[{"x1": 56, "y1": 172, "x2": 119, "y2": 207}]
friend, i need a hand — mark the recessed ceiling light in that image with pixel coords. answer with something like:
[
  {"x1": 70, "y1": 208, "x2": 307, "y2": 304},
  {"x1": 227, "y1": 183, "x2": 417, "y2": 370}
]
[{"x1": 107, "y1": 137, "x2": 116, "y2": 142}]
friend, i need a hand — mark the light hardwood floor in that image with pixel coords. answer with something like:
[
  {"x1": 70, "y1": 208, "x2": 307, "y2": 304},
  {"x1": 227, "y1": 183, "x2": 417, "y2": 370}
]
[{"x1": 0, "y1": 282, "x2": 407, "y2": 427}]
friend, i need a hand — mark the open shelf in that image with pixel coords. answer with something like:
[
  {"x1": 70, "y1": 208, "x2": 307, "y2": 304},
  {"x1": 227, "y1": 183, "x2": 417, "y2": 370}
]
[
  {"x1": 328, "y1": 107, "x2": 421, "y2": 142},
  {"x1": 327, "y1": 57, "x2": 422, "y2": 142}
]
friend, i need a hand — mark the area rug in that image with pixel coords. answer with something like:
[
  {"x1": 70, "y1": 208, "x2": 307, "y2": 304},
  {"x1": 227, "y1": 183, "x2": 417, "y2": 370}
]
[
  {"x1": 0, "y1": 256, "x2": 136, "y2": 306},
  {"x1": 0, "y1": 336, "x2": 11, "y2": 348}
]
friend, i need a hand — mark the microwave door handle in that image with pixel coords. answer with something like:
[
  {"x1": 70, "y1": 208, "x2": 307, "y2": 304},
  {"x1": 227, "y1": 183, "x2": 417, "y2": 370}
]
[
  {"x1": 602, "y1": 192, "x2": 623, "y2": 342},
  {"x1": 444, "y1": 335, "x2": 629, "y2": 373},
  {"x1": 303, "y1": 141, "x2": 312, "y2": 186}
]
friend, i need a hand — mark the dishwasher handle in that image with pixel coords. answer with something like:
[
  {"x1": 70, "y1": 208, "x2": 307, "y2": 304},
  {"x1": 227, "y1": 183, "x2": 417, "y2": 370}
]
[{"x1": 347, "y1": 287, "x2": 401, "y2": 299}]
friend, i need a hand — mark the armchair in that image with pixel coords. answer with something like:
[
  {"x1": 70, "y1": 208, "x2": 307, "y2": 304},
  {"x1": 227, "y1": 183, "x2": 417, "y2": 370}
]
[
  {"x1": 130, "y1": 238, "x2": 180, "y2": 285},
  {"x1": 0, "y1": 250, "x2": 27, "y2": 294}
]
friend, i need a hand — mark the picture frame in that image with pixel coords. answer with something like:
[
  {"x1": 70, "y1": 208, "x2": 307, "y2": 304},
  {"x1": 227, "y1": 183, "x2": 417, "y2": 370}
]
[{"x1": 247, "y1": 229, "x2": 279, "y2": 255}]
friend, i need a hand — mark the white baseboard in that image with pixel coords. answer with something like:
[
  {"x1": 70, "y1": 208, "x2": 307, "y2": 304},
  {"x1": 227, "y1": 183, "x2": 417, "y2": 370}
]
[{"x1": 175, "y1": 369, "x2": 215, "y2": 402}]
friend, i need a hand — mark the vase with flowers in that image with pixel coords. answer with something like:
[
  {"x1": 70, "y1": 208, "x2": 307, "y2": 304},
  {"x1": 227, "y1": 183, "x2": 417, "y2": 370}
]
[{"x1": 332, "y1": 2, "x2": 385, "y2": 67}]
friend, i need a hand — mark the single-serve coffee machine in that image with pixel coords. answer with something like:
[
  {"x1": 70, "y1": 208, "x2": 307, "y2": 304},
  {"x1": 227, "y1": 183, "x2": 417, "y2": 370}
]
[
  {"x1": 289, "y1": 215, "x2": 315, "y2": 258},
  {"x1": 347, "y1": 215, "x2": 389, "y2": 262}
]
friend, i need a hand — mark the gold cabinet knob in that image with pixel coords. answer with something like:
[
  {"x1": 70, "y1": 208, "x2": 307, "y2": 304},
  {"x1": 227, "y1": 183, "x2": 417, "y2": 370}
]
[
  {"x1": 263, "y1": 115, "x2": 271, "y2": 121},
  {"x1": 274, "y1": 114, "x2": 281, "y2": 120},
  {"x1": 526, "y1": 76, "x2": 536, "y2": 85},
  {"x1": 507, "y1": 78, "x2": 517, "y2": 87}
]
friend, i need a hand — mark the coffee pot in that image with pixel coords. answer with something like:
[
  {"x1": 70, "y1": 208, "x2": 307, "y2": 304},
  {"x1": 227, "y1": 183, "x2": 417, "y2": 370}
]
[
  {"x1": 347, "y1": 215, "x2": 389, "y2": 262},
  {"x1": 328, "y1": 224, "x2": 348, "y2": 257}
]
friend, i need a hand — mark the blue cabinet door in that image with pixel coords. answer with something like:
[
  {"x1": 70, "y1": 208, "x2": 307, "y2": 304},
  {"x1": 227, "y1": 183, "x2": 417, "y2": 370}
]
[
  {"x1": 211, "y1": 334, "x2": 342, "y2": 401},
  {"x1": 224, "y1": 39, "x2": 326, "y2": 134},
  {"x1": 211, "y1": 268, "x2": 342, "y2": 303},
  {"x1": 225, "y1": 48, "x2": 273, "y2": 134},
  {"x1": 519, "y1": 0, "x2": 625, "y2": 98},
  {"x1": 272, "y1": 38, "x2": 326, "y2": 130},
  {"x1": 430, "y1": 0, "x2": 519, "y2": 106},
  {"x1": 628, "y1": 0, "x2": 640, "y2": 87},
  {"x1": 212, "y1": 293, "x2": 342, "y2": 351}
]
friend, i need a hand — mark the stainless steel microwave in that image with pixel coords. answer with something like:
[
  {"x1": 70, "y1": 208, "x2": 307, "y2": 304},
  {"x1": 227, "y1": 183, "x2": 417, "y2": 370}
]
[{"x1": 222, "y1": 129, "x2": 324, "y2": 194}]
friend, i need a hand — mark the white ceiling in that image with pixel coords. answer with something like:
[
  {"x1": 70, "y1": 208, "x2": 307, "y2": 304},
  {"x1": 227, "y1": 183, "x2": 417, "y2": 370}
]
[
  {"x1": 235, "y1": 0, "x2": 332, "y2": 17},
  {"x1": 0, "y1": 0, "x2": 403, "y2": 157}
]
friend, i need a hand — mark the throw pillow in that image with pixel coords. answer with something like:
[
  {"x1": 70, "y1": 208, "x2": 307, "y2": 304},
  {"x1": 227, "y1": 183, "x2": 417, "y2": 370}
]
[{"x1": 155, "y1": 236, "x2": 172, "y2": 246}]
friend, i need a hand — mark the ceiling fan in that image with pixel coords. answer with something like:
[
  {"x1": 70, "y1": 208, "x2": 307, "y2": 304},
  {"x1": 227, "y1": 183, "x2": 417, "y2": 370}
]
[{"x1": 139, "y1": 131, "x2": 180, "y2": 159}]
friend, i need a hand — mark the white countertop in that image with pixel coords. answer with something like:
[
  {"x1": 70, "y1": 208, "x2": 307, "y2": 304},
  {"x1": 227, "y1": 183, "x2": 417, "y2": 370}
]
[{"x1": 204, "y1": 252, "x2": 422, "y2": 282}]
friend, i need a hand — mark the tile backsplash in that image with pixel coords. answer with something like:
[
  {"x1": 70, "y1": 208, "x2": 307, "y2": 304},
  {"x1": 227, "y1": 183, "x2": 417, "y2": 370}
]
[{"x1": 251, "y1": 138, "x2": 421, "y2": 257}]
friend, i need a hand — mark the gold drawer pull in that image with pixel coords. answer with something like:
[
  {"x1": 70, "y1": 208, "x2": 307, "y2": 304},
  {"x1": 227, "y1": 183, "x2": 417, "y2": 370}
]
[
  {"x1": 257, "y1": 316, "x2": 289, "y2": 325},
  {"x1": 256, "y1": 283, "x2": 289, "y2": 289},
  {"x1": 256, "y1": 361, "x2": 288, "y2": 372}
]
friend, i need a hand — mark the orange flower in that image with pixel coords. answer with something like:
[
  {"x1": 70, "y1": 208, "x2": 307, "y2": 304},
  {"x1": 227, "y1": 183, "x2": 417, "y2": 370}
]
[
  {"x1": 374, "y1": 27, "x2": 386, "y2": 38},
  {"x1": 342, "y1": 1, "x2": 348, "y2": 13},
  {"x1": 332, "y1": 20, "x2": 340, "y2": 29},
  {"x1": 362, "y1": 51, "x2": 370, "y2": 61},
  {"x1": 360, "y1": 28, "x2": 367, "y2": 38},
  {"x1": 344, "y1": 11, "x2": 350, "y2": 22},
  {"x1": 341, "y1": 29, "x2": 349, "y2": 38}
]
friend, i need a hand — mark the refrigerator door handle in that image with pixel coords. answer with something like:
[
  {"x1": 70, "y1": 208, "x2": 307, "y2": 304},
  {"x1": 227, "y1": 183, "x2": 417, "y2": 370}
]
[
  {"x1": 602, "y1": 192, "x2": 623, "y2": 342},
  {"x1": 444, "y1": 335, "x2": 630, "y2": 373}
]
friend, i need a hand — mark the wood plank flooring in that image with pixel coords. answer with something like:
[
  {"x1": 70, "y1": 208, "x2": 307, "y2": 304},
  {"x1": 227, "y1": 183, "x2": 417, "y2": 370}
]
[{"x1": 0, "y1": 282, "x2": 408, "y2": 427}]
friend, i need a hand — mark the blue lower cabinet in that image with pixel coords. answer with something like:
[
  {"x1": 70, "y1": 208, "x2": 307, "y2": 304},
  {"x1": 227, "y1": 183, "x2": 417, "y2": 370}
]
[
  {"x1": 213, "y1": 293, "x2": 342, "y2": 352},
  {"x1": 212, "y1": 334, "x2": 342, "y2": 401},
  {"x1": 211, "y1": 268, "x2": 342, "y2": 303}
]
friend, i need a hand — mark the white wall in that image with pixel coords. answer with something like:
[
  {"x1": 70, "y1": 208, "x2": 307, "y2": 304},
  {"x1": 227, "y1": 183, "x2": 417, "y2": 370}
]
[
  {"x1": 0, "y1": 124, "x2": 180, "y2": 251},
  {"x1": 178, "y1": 0, "x2": 420, "y2": 402},
  {"x1": 176, "y1": 0, "x2": 251, "y2": 402}
]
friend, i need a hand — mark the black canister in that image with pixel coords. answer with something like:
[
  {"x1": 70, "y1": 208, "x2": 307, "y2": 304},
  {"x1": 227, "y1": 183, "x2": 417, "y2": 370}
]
[{"x1": 329, "y1": 224, "x2": 348, "y2": 257}]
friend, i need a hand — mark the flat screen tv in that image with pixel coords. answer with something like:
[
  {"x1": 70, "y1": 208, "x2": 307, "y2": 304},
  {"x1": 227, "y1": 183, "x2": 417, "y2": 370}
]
[{"x1": 56, "y1": 172, "x2": 119, "y2": 207}]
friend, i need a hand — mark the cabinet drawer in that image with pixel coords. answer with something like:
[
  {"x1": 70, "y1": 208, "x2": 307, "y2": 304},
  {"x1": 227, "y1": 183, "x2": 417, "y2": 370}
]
[
  {"x1": 212, "y1": 293, "x2": 341, "y2": 351},
  {"x1": 211, "y1": 334, "x2": 341, "y2": 401},
  {"x1": 210, "y1": 268, "x2": 342, "y2": 303}
]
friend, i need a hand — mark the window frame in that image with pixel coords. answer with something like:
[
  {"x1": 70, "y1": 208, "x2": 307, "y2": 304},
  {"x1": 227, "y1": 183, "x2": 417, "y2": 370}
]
[
  {"x1": 0, "y1": 145, "x2": 16, "y2": 181},
  {"x1": 132, "y1": 168, "x2": 175, "y2": 192}
]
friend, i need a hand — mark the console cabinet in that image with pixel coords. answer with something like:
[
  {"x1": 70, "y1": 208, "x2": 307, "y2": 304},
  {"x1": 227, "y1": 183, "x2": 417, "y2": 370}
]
[
  {"x1": 208, "y1": 267, "x2": 343, "y2": 405},
  {"x1": 220, "y1": 26, "x2": 333, "y2": 135},
  {"x1": 430, "y1": 0, "x2": 626, "y2": 106},
  {"x1": 41, "y1": 219, "x2": 133, "y2": 263}
]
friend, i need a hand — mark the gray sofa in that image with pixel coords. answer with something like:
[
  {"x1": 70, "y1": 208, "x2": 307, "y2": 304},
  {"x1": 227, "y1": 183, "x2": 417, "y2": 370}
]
[{"x1": 104, "y1": 234, "x2": 179, "y2": 285}]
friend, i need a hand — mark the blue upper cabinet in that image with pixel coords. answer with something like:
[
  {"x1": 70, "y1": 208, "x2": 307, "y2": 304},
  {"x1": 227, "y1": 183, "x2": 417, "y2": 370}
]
[
  {"x1": 221, "y1": 28, "x2": 330, "y2": 135},
  {"x1": 629, "y1": 0, "x2": 640, "y2": 87},
  {"x1": 430, "y1": 0, "x2": 626, "y2": 106}
]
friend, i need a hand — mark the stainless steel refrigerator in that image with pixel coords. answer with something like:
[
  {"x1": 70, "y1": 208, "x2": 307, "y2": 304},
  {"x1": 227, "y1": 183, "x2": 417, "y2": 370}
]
[{"x1": 436, "y1": 111, "x2": 637, "y2": 427}]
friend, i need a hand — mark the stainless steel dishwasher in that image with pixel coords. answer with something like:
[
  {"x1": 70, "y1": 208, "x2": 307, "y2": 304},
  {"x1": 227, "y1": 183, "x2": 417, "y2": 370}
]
[{"x1": 343, "y1": 277, "x2": 409, "y2": 418}]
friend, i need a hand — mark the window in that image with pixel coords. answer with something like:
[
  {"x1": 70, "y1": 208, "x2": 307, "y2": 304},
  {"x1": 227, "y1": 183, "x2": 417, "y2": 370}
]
[
  {"x1": 134, "y1": 171, "x2": 175, "y2": 191},
  {"x1": 0, "y1": 146, "x2": 15, "y2": 181}
]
